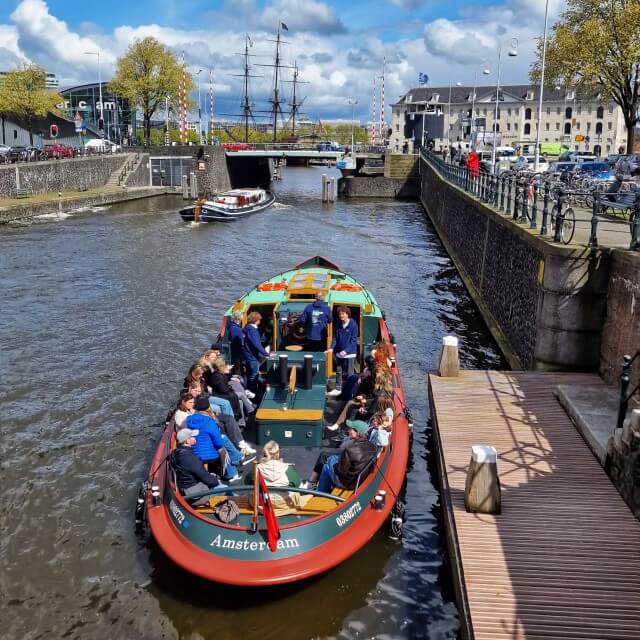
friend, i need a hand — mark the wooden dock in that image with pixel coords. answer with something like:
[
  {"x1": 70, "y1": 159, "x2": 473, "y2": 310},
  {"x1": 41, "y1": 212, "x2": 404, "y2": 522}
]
[{"x1": 429, "y1": 370, "x2": 640, "y2": 640}]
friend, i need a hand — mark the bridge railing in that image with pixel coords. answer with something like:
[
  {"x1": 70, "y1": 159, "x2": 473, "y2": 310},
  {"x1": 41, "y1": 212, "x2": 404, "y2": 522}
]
[
  {"x1": 421, "y1": 150, "x2": 640, "y2": 251},
  {"x1": 222, "y1": 142, "x2": 386, "y2": 153}
]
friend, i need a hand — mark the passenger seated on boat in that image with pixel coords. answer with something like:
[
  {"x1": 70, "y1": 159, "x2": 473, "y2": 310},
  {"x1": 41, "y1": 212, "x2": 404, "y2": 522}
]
[
  {"x1": 299, "y1": 291, "x2": 332, "y2": 351},
  {"x1": 242, "y1": 312, "x2": 270, "y2": 392},
  {"x1": 186, "y1": 396, "x2": 245, "y2": 481},
  {"x1": 170, "y1": 428, "x2": 227, "y2": 501},
  {"x1": 316, "y1": 420, "x2": 377, "y2": 494},
  {"x1": 244, "y1": 440, "x2": 312, "y2": 515},
  {"x1": 371, "y1": 341, "x2": 393, "y2": 369},
  {"x1": 206, "y1": 355, "x2": 256, "y2": 422},
  {"x1": 184, "y1": 381, "x2": 234, "y2": 418},
  {"x1": 331, "y1": 306, "x2": 359, "y2": 380},
  {"x1": 172, "y1": 390, "x2": 195, "y2": 430},
  {"x1": 200, "y1": 354, "x2": 245, "y2": 422},
  {"x1": 368, "y1": 409, "x2": 393, "y2": 448},
  {"x1": 327, "y1": 355, "x2": 375, "y2": 400}
]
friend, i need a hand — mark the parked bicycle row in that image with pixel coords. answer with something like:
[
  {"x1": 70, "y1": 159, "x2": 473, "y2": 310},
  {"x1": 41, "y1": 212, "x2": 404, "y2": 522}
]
[{"x1": 424, "y1": 151, "x2": 640, "y2": 251}]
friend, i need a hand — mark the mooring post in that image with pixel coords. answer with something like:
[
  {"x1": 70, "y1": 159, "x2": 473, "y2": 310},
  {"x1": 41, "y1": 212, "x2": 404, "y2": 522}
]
[
  {"x1": 329, "y1": 177, "x2": 336, "y2": 202},
  {"x1": 540, "y1": 181, "x2": 550, "y2": 235},
  {"x1": 182, "y1": 174, "x2": 188, "y2": 199},
  {"x1": 464, "y1": 445, "x2": 501, "y2": 514},
  {"x1": 438, "y1": 335, "x2": 459, "y2": 378},
  {"x1": 321, "y1": 174, "x2": 328, "y2": 202}
]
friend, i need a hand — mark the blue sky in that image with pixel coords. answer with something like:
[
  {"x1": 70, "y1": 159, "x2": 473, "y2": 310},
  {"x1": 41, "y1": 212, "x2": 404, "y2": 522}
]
[{"x1": 0, "y1": 0, "x2": 564, "y2": 122}]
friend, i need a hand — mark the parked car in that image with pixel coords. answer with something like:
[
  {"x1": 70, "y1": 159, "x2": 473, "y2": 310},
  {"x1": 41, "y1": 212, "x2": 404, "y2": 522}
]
[
  {"x1": 6, "y1": 146, "x2": 29, "y2": 163},
  {"x1": 559, "y1": 151, "x2": 597, "y2": 162},
  {"x1": 43, "y1": 143, "x2": 76, "y2": 159},
  {"x1": 576, "y1": 161, "x2": 613, "y2": 180},
  {"x1": 613, "y1": 154, "x2": 639, "y2": 175},
  {"x1": 317, "y1": 140, "x2": 343, "y2": 152},
  {"x1": 0, "y1": 143, "x2": 12, "y2": 162},
  {"x1": 520, "y1": 155, "x2": 550, "y2": 173},
  {"x1": 548, "y1": 161, "x2": 579, "y2": 176},
  {"x1": 85, "y1": 138, "x2": 120, "y2": 153}
]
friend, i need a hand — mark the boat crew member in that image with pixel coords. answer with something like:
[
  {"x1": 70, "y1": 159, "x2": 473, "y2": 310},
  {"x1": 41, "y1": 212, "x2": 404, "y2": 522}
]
[
  {"x1": 299, "y1": 291, "x2": 332, "y2": 351},
  {"x1": 227, "y1": 311, "x2": 245, "y2": 373},
  {"x1": 330, "y1": 306, "x2": 358, "y2": 381},
  {"x1": 170, "y1": 428, "x2": 227, "y2": 501},
  {"x1": 187, "y1": 396, "x2": 245, "y2": 481},
  {"x1": 316, "y1": 420, "x2": 377, "y2": 494},
  {"x1": 242, "y1": 311, "x2": 270, "y2": 392}
]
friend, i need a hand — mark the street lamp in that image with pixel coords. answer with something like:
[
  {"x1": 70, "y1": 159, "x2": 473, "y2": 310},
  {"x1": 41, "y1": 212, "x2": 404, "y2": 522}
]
[
  {"x1": 195, "y1": 69, "x2": 203, "y2": 144},
  {"x1": 491, "y1": 37, "x2": 518, "y2": 169},
  {"x1": 84, "y1": 50, "x2": 105, "y2": 140},
  {"x1": 447, "y1": 81, "x2": 462, "y2": 149},
  {"x1": 470, "y1": 65, "x2": 491, "y2": 149},
  {"x1": 533, "y1": 0, "x2": 550, "y2": 171}
]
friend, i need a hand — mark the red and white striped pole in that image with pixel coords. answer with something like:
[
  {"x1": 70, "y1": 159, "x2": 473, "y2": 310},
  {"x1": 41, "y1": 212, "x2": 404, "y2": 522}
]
[
  {"x1": 180, "y1": 51, "x2": 186, "y2": 144},
  {"x1": 370, "y1": 75, "x2": 377, "y2": 145},
  {"x1": 209, "y1": 69, "x2": 214, "y2": 144},
  {"x1": 379, "y1": 57, "x2": 385, "y2": 146}
]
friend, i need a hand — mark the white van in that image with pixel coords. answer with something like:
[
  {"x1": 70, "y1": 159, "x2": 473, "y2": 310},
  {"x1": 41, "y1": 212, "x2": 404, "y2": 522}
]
[{"x1": 85, "y1": 139, "x2": 120, "y2": 153}]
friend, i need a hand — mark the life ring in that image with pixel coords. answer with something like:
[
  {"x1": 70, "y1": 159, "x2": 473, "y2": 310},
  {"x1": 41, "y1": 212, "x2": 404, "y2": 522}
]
[
  {"x1": 331, "y1": 283, "x2": 362, "y2": 292},
  {"x1": 257, "y1": 282, "x2": 288, "y2": 292}
]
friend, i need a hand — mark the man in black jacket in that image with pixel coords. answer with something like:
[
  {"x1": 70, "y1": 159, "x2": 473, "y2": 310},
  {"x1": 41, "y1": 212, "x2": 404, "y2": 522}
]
[
  {"x1": 316, "y1": 420, "x2": 377, "y2": 493},
  {"x1": 170, "y1": 428, "x2": 226, "y2": 499}
]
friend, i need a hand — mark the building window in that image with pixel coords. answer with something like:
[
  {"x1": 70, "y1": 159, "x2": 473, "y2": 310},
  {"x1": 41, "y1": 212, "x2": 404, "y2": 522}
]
[
  {"x1": 576, "y1": 122, "x2": 580, "y2": 130},
  {"x1": 577, "y1": 105, "x2": 582, "y2": 114},
  {"x1": 608, "y1": 121, "x2": 612, "y2": 130},
  {"x1": 565, "y1": 107, "x2": 572, "y2": 119},
  {"x1": 508, "y1": 108, "x2": 512, "y2": 116},
  {"x1": 507, "y1": 123, "x2": 511, "y2": 131},
  {"x1": 497, "y1": 108, "x2": 501, "y2": 118},
  {"x1": 608, "y1": 105, "x2": 614, "y2": 113},
  {"x1": 396, "y1": 124, "x2": 399, "y2": 131},
  {"x1": 556, "y1": 107, "x2": 561, "y2": 115},
  {"x1": 495, "y1": 123, "x2": 500, "y2": 132},
  {"x1": 564, "y1": 122, "x2": 571, "y2": 134},
  {"x1": 514, "y1": 122, "x2": 518, "y2": 131},
  {"x1": 13, "y1": 129, "x2": 17, "y2": 139},
  {"x1": 606, "y1": 144, "x2": 611, "y2": 152},
  {"x1": 546, "y1": 107, "x2": 551, "y2": 115},
  {"x1": 595, "y1": 122, "x2": 603, "y2": 134},
  {"x1": 525, "y1": 108, "x2": 532, "y2": 120},
  {"x1": 524, "y1": 123, "x2": 531, "y2": 135},
  {"x1": 596, "y1": 106, "x2": 604, "y2": 119},
  {"x1": 546, "y1": 122, "x2": 550, "y2": 131},
  {"x1": 483, "y1": 109, "x2": 487, "y2": 116}
]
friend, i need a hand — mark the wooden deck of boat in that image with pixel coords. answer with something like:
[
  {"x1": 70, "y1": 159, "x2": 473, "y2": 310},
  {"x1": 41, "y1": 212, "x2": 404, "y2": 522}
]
[{"x1": 428, "y1": 370, "x2": 640, "y2": 640}]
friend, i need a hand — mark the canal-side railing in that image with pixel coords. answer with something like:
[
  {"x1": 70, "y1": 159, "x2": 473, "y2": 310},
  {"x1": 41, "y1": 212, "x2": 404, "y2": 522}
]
[
  {"x1": 421, "y1": 150, "x2": 640, "y2": 251},
  {"x1": 617, "y1": 352, "x2": 640, "y2": 431}
]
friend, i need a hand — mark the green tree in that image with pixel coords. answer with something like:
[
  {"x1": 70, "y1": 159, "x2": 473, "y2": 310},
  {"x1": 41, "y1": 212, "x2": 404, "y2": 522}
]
[
  {"x1": 110, "y1": 37, "x2": 195, "y2": 146},
  {"x1": 0, "y1": 65, "x2": 61, "y2": 145},
  {"x1": 531, "y1": 0, "x2": 640, "y2": 152}
]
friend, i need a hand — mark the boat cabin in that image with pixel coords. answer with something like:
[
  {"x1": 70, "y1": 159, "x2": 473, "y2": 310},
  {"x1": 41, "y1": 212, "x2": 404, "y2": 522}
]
[{"x1": 213, "y1": 189, "x2": 265, "y2": 209}]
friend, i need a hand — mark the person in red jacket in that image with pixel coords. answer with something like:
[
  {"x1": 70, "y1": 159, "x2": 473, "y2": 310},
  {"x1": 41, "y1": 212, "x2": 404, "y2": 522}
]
[{"x1": 467, "y1": 150, "x2": 480, "y2": 177}]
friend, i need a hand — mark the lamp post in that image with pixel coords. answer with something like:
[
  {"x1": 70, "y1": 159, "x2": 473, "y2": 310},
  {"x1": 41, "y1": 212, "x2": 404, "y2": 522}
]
[
  {"x1": 84, "y1": 50, "x2": 105, "y2": 140},
  {"x1": 470, "y1": 65, "x2": 491, "y2": 149},
  {"x1": 491, "y1": 38, "x2": 518, "y2": 169},
  {"x1": 447, "y1": 81, "x2": 462, "y2": 150},
  {"x1": 348, "y1": 98, "x2": 357, "y2": 151},
  {"x1": 533, "y1": 0, "x2": 550, "y2": 171},
  {"x1": 196, "y1": 69, "x2": 203, "y2": 144}
]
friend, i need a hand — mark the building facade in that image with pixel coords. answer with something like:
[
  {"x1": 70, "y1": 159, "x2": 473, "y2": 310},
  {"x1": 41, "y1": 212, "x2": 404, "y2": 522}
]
[
  {"x1": 58, "y1": 82, "x2": 135, "y2": 144},
  {"x1": 391, "y1": 85, "x2": 627, "y2": 156}
]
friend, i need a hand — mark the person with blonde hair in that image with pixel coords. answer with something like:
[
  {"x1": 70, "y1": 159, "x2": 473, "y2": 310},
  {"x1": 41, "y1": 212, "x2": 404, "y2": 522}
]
[{"x1": 244, "y1": 440, "x2": 310, "y2": 514}]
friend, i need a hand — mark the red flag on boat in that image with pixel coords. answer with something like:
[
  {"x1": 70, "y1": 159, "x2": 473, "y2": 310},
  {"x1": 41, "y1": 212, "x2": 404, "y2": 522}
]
[{"x1": 257, "y1": 469, "x2": 281, "y2": 552}]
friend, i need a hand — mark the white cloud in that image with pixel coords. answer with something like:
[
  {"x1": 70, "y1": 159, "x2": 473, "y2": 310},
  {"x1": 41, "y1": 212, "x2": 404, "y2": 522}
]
[
  {"x1": 329, "y1": 70, "x2": 347, "y2": 87},
  {"x1": 261, "y1": 0, "x2": 347, "y2": 35}
]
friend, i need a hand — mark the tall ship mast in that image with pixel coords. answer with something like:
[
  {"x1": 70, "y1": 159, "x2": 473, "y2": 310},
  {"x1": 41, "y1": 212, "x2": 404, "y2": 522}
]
[{"x1": 286, "y1": 61, "x2": 308, "y2": 137}]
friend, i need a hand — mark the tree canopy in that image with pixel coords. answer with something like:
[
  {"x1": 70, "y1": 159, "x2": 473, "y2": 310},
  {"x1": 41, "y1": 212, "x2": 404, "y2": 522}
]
[
  {"x1": 531, "y1": 0, "x2": 640, "y2": 152},
  {"x1": 0, "y1": 65, "x2": 61, "y2": 143},
  {"x1": 110, "y1": 37, "x2": 195, "y2": 146}
]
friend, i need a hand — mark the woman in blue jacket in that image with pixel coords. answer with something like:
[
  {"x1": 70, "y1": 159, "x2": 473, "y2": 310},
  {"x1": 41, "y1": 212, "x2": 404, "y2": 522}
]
[
  {"x1": 242, "y1": 311, "x2": 270, "y2": 391},
  {"x1": 331, "y1": 306, "x2": 358, "y2": 380}
]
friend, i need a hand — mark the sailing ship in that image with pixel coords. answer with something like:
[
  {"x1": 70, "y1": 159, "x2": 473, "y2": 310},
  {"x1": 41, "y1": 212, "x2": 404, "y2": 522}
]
[{"x1": 140, "y1": 257, "x2": 411, "y2": 586}]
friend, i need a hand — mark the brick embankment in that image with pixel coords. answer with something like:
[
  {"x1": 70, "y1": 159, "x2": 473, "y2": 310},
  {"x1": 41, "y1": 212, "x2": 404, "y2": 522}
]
[
  {"x1": 339, "y1": 176, "x2": 419, "y2": 198},
  {"x1": 0, "y1": 186, "x2": 173, "y2": 224}
]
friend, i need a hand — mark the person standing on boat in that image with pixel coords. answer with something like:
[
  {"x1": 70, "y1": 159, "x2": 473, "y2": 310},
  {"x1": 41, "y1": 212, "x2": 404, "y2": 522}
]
[
  {"x1": 170, "y1": 428, "x2": 226, "y2": 500},
  {"x1": 299, "y1": 291, "x2": 332, "y2": 351},
  {"x1": 227, "y1": 311, "x2": 246, "y2": 374},
  {"x1": 330, "y1": 306, "x2": 358, "y2": 381},
  {"x1": 242, "y1": 311, "x2": 270, "y2": 392}
]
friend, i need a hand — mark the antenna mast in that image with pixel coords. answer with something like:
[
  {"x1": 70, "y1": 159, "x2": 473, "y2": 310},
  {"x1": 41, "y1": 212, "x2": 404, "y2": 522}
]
[
  {"x1": 271, "y1": 24, "x2": 282, "y2": 142},
  {"x1": 242, "y1": 35, "x2": 252, "y2": 143}
]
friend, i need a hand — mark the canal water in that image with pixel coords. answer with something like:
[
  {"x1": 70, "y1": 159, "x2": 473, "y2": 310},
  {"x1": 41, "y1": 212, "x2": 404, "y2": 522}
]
[{"x1": 0, "y1": 166, "x2": 505, "y2": 640}]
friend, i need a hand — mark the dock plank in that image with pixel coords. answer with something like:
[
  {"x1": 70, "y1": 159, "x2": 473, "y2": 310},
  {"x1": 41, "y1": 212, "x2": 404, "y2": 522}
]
[{"x1": 429, "y1": 371, "x2": 640, "y2": 640}]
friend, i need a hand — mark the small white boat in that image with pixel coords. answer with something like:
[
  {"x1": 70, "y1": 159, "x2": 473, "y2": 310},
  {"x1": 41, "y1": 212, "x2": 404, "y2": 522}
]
[
  {"x1": 336, "y1": 154, "x2": 357, "y2": 177},
  {"x1": 179, "y1": 188, "x2": 275, "y2": 222}
]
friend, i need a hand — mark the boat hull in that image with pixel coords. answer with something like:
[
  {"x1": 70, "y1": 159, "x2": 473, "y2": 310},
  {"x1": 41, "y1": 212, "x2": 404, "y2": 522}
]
[
  {"x1": 179, "y1": 192, "x2": 275, "y2": 222},
  {"x1": 145, "y1": 261, "x2": 409, "y2": 586}
]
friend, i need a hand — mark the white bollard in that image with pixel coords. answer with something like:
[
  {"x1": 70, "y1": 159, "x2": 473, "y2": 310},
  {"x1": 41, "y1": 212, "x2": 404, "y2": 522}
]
[
  {"x1": 465, "y1": 445, "x2": 501, "y2": 514},
  {"x1": 329, "y1": 177, "x2": 336, "y2": 202},
  {"x1": 438, "y1": 335, "x2": 459, "y2": 377},
  {"x1": 322, "y1": 174, "x2": 328, "y2": 202}
]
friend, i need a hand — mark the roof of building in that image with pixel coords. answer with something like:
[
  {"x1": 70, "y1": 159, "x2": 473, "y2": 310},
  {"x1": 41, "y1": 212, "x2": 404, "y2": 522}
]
[{"x1": 393, "y1": 84, "x2": 605, "y2": 107}]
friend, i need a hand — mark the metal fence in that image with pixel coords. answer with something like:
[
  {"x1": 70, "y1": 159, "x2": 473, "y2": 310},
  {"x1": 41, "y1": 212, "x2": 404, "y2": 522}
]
[{"x1": 422, "y1": 150, "x2": 640, "y2": 251}]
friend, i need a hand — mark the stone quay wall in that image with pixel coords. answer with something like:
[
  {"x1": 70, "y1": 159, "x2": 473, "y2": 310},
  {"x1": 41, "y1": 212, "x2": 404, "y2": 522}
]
[
  {"x1": 600, "y1": 251, "x2": 640, "y2": 390},
  {"x1": 0, "y1": 155, "x2": 125, "y2": 198},
  {"x1": 420, "y1": 156, "x2": 611, "y2": 371},
  {"x1": 339, "y1": 176, "x2": 419, "y2": 199},
  {"x1": 125, "y1": 154, "x2": 151, "y2": 188}
]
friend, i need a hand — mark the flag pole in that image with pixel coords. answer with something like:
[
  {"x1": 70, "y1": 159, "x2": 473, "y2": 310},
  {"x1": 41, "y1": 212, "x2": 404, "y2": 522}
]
[{"x1": 251, "y1": 460, "x2": 259, "y2": 532}]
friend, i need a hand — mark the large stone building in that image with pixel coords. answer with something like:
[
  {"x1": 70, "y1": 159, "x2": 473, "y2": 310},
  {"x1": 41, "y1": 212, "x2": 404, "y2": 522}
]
[{"x1": 390, "y1": 84, "x2": 627, "y2": 157}]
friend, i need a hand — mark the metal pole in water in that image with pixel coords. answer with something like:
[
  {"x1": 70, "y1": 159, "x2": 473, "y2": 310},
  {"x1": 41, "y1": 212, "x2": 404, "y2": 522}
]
[
  {"x1": 329, "y1": 177, "x2": 336, "y2": 202},
  {"x1": 322, "y1": 174, "x2": 328, "y2": 202}
]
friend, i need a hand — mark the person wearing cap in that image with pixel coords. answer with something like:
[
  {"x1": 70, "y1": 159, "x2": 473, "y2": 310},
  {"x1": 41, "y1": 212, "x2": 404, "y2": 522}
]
[
  {"x1": 186, "y1": 396, "x2": 245, "y2": 481},
  {"x1": 299, "y1": 291, "x2": 332, "y2": 351},
  {"x1": 170, "y1": 428, "x2": 226, "y2": 499},
  {"x1": 315, "y1": 419, "x2": 377, "y2": 494}
]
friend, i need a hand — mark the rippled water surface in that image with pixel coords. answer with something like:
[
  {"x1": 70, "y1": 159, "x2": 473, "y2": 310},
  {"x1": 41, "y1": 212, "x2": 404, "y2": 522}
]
[{"x1": 0, "y1": 166, "x2": 505, "y2": 640}]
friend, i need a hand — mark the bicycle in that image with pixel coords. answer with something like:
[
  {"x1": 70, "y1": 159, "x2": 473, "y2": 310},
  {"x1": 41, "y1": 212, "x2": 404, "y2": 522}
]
[{"x1": 548, "y1": 203, "x2": 575, "y2": 244}]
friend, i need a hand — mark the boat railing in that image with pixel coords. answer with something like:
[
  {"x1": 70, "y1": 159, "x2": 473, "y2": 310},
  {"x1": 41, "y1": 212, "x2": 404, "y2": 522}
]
[{"x1": 181, "y1": 484, "x2": 347, "y2": 504}]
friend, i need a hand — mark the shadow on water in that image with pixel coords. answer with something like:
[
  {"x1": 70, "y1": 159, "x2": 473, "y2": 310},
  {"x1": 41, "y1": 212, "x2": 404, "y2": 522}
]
[{"x1": 1, "y1": 166, "x2": 504, "y2": 640}]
